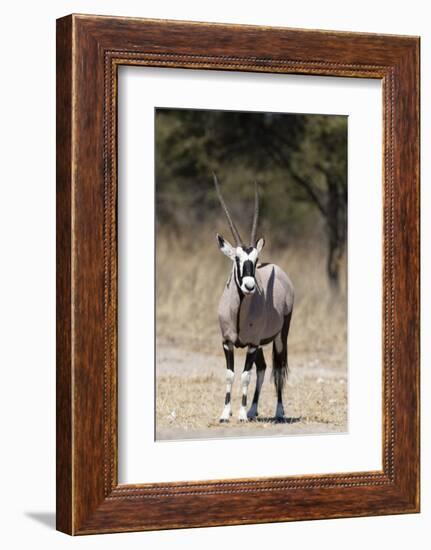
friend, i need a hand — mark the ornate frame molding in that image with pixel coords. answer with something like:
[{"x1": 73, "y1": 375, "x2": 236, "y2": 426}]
[{"x1": 57, "y1": 15, "x2": 419, "y2": 534}]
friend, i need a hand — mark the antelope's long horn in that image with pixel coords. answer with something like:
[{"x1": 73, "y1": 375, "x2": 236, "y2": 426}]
[
  {"x1": 213, "y1": 173, "x2": 243, "y2": 246},
  {"x1": 250, "y1": 181, "x2": 259, "y2": 246}
]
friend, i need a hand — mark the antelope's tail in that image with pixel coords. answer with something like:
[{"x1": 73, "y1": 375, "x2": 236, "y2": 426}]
[{"x1": 271, "y1": 312, "x2": 292, "y2": 396}]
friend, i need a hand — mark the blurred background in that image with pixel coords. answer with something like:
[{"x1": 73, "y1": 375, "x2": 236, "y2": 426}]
[
  {"x1": 155, "y1": 107, "x2": 348, "y2": 439},
  {"x1": 156, "y1": 108, "x2": 347, "y2": 285}
]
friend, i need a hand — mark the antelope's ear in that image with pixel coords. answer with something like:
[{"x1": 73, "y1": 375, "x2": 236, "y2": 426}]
[
  {"x1": 216, "y1": 233, "x2": 235, "y2": 259},
  {"x1": 256, "y1": 237, "x2": 265, "y2": 253}
]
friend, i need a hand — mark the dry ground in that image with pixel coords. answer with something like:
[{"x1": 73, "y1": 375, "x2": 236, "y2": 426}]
[
  {"x1": 156, "y1": 344, "x2": 347, "y2": 440},
  {"x1": 155, "y1": 229, "x2": 347, "y2": 441}
]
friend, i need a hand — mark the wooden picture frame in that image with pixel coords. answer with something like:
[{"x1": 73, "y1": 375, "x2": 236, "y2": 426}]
[{"x1": 56, "y1": 14, "x2": 420, "y2": 535}]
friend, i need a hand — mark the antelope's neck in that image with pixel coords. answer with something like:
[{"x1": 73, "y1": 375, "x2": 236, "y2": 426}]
[{"x1": 226, "y1": 265, "x2": 262, "y2": 314}]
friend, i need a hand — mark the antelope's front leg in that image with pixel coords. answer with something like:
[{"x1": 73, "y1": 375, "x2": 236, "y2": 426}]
[
  {"x1": 239, "y1": 346, "x2": 258, "y2": 421},
  {"x1": 247, "y1": 347, "x2": 266, "y2": 419},
  {"x1": 219, "y1": 341, "x2": 234, "y2": 423}
]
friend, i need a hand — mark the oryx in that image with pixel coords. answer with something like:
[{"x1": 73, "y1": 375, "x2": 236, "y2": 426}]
[{"x1": 214, "y1": 174, "x2": 294, "y2": 423}]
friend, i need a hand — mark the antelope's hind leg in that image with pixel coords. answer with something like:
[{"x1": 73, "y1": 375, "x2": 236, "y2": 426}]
[
  {"x1": 239, "y1": 346, "x2": 258, "y2": 422},
  {"x1": 247, "y1": 348, "x2": 266, "y2": 420},
  {"x1": 273, "y1": 313, "x2": 292, "y2": 421},
  {"x1": 219, "y1": 341, "x2": 234, "y2": 423}
]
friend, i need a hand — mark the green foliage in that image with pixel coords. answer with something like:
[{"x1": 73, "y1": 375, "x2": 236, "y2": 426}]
[{"x1": 155, "y1": 108, "x2": 347, "y2": 271}]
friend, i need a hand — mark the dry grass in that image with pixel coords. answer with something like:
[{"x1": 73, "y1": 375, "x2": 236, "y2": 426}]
[
  {"x1": 156, "y1": 227, "x2": 346, "y2": 354},
  {"x1": 156, "y1": 346, "x2": 347, "y2": 440},
  {"x1": 155, "y1": 227, "x2": 347, "y2": 439}
]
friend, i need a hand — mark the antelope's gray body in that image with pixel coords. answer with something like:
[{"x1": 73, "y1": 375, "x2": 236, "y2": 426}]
[
  {"x1": 214, "y1": 174, "x2": 294, "y2": 423},
  {"x1": 218, "y1": 262, "x2": 294, "y2": 348}
]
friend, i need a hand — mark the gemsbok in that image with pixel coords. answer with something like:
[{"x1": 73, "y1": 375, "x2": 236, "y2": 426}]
[{"x1": 214, "y1": 174, "x2": 294, "y2": 423}]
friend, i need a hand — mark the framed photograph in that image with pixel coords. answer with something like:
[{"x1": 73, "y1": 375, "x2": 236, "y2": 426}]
[{"x1": 56, "y1": 14, "x2": 420, "y2": 534}]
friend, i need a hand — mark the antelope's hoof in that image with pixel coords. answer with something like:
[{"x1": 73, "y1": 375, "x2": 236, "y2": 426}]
[
  {"x1": 247, "y1": 405, "x2": 259, "y2": 420},
  {"x1": 238, "y1": 408, "x2": 248, "y2": 422},
  {"x1": 219, "y1": 418, "x2": 229, "y2": 424},
  {"x1": 275, "y1": 404, "x2": 285, "y2": 421}
]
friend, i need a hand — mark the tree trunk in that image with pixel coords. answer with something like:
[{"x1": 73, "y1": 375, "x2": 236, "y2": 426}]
[
  {"x1": 325, "y1": 180, "x2": 346, "y2": 291},
  {"x1": 327, "y1": 232, "x2": 344, "y2": 290}
]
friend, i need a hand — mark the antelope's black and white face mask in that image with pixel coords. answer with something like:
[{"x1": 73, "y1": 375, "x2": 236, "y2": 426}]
[{"x1": 217, "y1": 234, "x2": 265, "y2": 295}]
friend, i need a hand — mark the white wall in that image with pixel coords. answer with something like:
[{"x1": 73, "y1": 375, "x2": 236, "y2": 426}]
[{"x1": 0, "y1": 1, "x2": 427, "y2": 548}]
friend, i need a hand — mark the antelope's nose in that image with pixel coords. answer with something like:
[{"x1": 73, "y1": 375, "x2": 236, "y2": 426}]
[{"x1": 242, "y1": 276, "x2": 256, "y2": 293}]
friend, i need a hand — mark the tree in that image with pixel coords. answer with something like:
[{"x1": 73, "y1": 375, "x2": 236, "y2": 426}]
[
  {"x1": 261, "y1": 115, "x2": 347, "y2": 289},
  {"x1": 155, "y1": 109, "x2": 347, "y2": 288}
]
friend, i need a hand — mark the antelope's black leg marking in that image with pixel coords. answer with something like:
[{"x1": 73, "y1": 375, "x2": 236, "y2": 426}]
[
  {"x1": 247, "y1": 348, "x2": 267, "y2": 420},
  {"x1": 272, "y1": 313, "x2": 292, "y2": 421},
  {"x1": 219, "y1": 341, "x2": 234, "y2": 423},
  {"x1": 238, "y1": 346, "x2": 258, "y2": 421}
]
